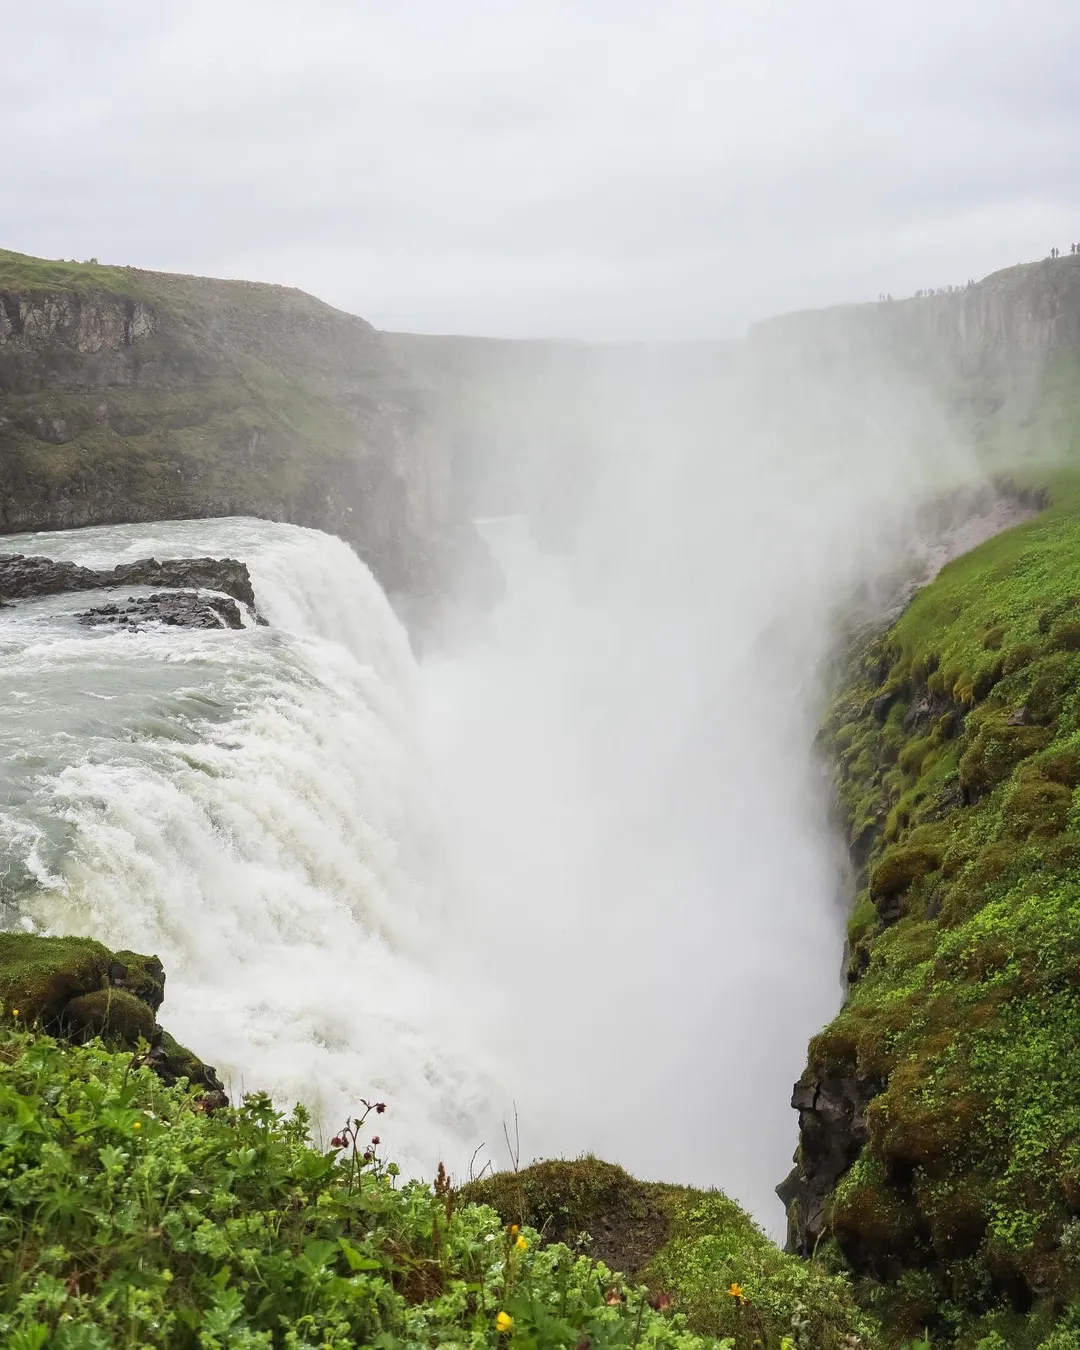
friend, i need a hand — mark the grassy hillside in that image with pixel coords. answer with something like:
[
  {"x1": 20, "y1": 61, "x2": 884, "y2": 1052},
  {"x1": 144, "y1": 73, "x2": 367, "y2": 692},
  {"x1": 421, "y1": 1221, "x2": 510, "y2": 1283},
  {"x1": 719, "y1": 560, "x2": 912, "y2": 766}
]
[{"x1": 802, "y1": 474, "x2": 1080, "y2": 1345}]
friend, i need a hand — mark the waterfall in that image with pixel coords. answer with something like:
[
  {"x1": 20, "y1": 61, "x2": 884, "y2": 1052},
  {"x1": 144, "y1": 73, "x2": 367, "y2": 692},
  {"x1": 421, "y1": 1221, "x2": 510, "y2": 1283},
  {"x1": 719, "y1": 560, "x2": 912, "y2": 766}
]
[{"x1": 0, "y1": 518, "x2": 499, "y2": 1174}]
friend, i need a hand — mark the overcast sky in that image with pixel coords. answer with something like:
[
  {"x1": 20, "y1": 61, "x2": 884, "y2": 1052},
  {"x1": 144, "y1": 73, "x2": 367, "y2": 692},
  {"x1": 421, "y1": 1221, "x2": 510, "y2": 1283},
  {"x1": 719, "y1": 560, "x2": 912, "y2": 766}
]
[{"x1": 5, "y1": 1, "x2": 1080, "y2": 339}]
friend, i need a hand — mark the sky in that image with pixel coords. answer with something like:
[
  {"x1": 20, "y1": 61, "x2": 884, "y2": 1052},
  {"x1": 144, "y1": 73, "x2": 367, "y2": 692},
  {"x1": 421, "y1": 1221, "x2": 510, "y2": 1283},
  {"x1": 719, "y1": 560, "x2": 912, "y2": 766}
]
[{"x1": 5, "y1": 0, "x2": 1080, "y2": 339}]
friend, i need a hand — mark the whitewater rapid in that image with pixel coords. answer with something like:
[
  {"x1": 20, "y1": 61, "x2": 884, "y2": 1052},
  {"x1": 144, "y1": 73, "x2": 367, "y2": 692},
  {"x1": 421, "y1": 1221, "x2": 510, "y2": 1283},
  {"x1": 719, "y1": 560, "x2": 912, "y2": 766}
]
[{"x1": 0, "y1": 518, "x2": 500, "y2": 1172}]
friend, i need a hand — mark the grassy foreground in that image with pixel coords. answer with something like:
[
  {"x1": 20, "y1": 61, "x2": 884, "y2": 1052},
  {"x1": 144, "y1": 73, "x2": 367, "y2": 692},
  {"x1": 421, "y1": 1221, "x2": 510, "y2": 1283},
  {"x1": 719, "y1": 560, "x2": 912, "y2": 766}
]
[
  {"x1": 809, "y1": 476, "x2": 1080, "y2": 1345},
  {"x1": 0, "y1": 1016, "x2": 890, "y2": 1350}
]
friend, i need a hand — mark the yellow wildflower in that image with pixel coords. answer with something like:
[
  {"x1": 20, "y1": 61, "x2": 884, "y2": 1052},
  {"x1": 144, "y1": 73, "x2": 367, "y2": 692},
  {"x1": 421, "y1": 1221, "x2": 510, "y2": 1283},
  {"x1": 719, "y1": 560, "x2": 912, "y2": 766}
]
[
  {"x1": 729, "y1": 1282, "x2": 745, "y2": 1303},
  {"x1": 509, "y1": 1224, "x2": 519, "y2": 1236},
  {"x1": 11, "y1": 1010, "x2": 18, "y2": 1018},
  {"x1": 133, "y1": 1121, "x2": 142, "y2": 1130},
  {"x1": 495, "y1": 1311, "x2": 513, "y2": 1333},
  {"x1": 515, "y1": 1235, "x2": 528, "y2": 1250}
]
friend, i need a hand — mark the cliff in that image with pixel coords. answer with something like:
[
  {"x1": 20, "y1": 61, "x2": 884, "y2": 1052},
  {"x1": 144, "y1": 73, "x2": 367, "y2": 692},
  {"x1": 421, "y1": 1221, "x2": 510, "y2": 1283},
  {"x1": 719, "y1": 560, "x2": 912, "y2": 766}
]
[
  {"x1": 0, "y1": 250, "x2": 484, "y2": 602},
  {"x1": 780, "y1": 479, "x2": 1080, "y2": 1345},
  {"x1": 10, "y1": 246, "x2": 1078, "y2": 601},
  {"x1": 749, "y1": 257, "x2": 1080, "y2": 467}
]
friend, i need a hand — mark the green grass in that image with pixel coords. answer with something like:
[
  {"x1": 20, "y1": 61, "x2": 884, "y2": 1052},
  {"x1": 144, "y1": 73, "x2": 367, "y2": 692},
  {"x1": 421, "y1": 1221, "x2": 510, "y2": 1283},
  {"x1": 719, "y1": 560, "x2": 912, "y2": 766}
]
[{"x1": 0, "y1": 250, "x2": 148, "y2": 297}]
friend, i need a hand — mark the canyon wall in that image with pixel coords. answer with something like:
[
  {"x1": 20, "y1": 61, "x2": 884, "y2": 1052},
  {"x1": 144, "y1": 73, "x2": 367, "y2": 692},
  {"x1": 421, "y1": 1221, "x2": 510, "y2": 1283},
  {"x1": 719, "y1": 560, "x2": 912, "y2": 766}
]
[{"x1": 0, "y1": 251, "x2": 483, "y2": 602}]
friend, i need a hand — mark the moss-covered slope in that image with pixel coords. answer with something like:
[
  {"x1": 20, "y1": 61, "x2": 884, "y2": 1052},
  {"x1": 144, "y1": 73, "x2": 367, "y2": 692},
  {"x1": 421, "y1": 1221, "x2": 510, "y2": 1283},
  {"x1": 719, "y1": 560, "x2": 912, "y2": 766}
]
[{"x1": 784, "y1": 479, "x2": 1080, "y2": 1345}]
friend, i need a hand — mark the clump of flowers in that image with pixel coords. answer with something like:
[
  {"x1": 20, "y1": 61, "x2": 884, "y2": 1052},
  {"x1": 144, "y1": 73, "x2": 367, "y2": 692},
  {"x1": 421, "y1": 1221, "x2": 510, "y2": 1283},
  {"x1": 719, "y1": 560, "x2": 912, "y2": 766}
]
[{"x1": 327, "y1": 1100, "x2": 398, "y2": 1191}]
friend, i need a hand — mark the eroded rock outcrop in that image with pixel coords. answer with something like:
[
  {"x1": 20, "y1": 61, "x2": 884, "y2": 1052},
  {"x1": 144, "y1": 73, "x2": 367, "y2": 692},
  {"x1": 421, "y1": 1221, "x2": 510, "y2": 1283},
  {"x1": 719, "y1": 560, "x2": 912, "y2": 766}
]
[
  {"x1": 0, "y1": 931, "x2": 227, "y2": 1109},
  {"x1": 78, "y1": 591, "x2": 245, "y2": 630},
  {"x1": 0, "y1": 553, "x2": 256, "y2": 607},
  {"x1": 777, "y1": 1071, "x2": 880, "y2": 1258}
]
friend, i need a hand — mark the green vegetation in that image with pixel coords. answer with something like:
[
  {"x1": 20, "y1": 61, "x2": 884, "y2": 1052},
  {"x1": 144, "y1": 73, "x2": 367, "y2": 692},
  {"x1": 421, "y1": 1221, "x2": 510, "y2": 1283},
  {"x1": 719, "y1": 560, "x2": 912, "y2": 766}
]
[
  {"x1": 809, "y1": 475, "x2": 1080, "y2": 1344},
  {"x1": 0, "y1": 1022, "x2": 719, "y2": 1349},
  {"x1": 0, "y1": 250, "x2": 147, "y2": 297},
  {"x1": 464, "y1": 1159, "x2": 877, "y2": 1347},
  {"x1": 0, "y1": 935, "x2": 878, "y2": 1347},
  {"x1": 0, "y1": 1013, "x2": 885, "y2": 1349}
]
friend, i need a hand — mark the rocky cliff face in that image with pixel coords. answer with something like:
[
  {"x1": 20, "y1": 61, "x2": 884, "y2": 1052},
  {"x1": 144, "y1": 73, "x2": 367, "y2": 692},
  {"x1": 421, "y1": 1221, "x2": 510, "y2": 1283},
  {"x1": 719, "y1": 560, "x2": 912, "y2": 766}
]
[
  {"x1": 750, "y1": 258, "x2": 1080, "y2": 374},
  {"x1": 749, "y1": 257, "x2": 1080, "y2": 464},
  {"x1": 0, "y1": 251, "x2": 488, "y2": 604}
]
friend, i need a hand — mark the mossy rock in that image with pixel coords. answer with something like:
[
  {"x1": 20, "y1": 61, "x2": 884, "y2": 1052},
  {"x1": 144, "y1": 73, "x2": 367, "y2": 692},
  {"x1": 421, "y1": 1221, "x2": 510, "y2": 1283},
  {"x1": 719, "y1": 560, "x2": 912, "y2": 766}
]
[
  {"x1": 999, "y1": 778, "x2": 1071, "y2": 839},
  {"x1": 112, "y1": 950, "x2": 166, "y2": 1011},
  {"x1": 463, "y1": 1159, "x2": 876, "y2": 1347},
  {"x1": 62, "y1": 987, "x2": 156, "y2": 1047},
  {"x1": 958, "y1": 719, "x2": 1051, "y2": 796},
  {"x1": 869, "y1": 844, "x2": 941, "y2": 909},
  {"x1": 983, "y1": 625, "x2": 1006, "y2": 651},
  {"x1": 1048, "y1": 618, "x2": 1080, "y2": 652},
  {"x1": 0, "y1": 932, "x2": 222, "y2": 1098},
  {"x1": 1001, "y1": 641, "x2": 1038, "y2": 675},
  {"x1": 0, "y1": 932, "x2": 121, "y2": 1027},
  {"x1": 1031, "y1": 745, "x2": 1080, "y2": 787},
  {"x1": 461, "y1": 1157, "x2": 667, "y2": 1277},
  {"x1": 149, "y1": 1029, "x2": 225, "y2": 1096},
  {"x1": 1024, "y1": 652, "x2": 1080, "y2": 724}
]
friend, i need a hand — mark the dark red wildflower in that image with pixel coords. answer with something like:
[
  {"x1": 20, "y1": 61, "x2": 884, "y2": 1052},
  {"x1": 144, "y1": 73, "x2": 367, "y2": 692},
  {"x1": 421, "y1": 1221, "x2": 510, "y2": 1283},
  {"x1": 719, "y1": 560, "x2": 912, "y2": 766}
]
[
  {"x1": 375, "y1": 1102, "x2": 386, "y2": 1114},
  {"x1": 371, "y1": 1135, "x2": 380, "y2": 1146}
]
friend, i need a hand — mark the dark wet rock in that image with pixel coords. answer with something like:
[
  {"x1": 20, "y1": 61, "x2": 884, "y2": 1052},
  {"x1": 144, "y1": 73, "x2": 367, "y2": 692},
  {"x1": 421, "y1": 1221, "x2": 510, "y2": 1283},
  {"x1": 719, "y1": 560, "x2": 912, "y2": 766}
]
[
  {"x1": 902, "y1": 685, "x2": 958, "y2": 736},
  {"x1": 777, "y1": 1070, "x2": 881, "y2": 1256},
  {"x1": 0, "y1": 553, "x2": 257, "y2": 608},
  {"x1": 78, "y1": 590, "x2": 245, "y2": 631},
  {"x1": 146, "y1": 1028, "x2": 227, "y2": 1103}
]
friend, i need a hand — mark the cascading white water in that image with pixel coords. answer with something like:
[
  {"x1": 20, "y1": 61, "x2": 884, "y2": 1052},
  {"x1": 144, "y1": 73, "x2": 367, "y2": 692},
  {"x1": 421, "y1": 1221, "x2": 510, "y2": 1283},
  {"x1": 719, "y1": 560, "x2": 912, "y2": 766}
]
[{"x1": 0, "y1": 518, "x2": 501, "y2": 1173}]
